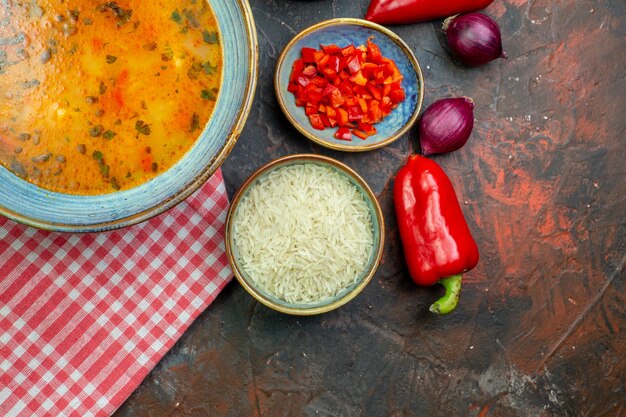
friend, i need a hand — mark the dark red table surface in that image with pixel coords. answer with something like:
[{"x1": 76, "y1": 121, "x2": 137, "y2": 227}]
[{"x1": 115, "y1": 1, "x2": 625, "y2": 416}]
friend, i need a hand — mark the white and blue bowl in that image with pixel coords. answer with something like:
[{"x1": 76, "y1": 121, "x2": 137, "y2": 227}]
[
  {"x1": 0, "y1": 0, "x2": 258, "y2": 232},
  {"x1": 275, "y1": 18, "x2": 424, "y2": 152}
]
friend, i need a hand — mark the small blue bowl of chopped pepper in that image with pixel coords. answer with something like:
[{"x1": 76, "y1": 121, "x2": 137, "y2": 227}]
[{"x1": 275, "y1": 18, "x2": 424, "y2": 152}]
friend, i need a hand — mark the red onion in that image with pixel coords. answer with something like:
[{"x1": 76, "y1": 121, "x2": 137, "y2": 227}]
[
  {"x1": 419, "y1": 97, "x2": 474, "y2": 155},
  {"x1": 443, "y1": 13, "x2": 507, "y2": 66}
]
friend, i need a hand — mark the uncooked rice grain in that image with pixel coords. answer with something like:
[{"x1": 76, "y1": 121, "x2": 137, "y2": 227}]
[{"x1": 233, "y1": 163, "x2": 374, "y2": 304}]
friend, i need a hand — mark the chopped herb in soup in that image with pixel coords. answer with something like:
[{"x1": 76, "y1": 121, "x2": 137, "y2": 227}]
[{"x1": 0, "y1": 0, "x2": 222, "y2": 194}]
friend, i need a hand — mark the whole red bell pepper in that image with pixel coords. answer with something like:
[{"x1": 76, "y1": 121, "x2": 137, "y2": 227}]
[
  {"x1": 394, "y1": 155, "x2": 479, "y2": 314},
  {"x1": 365, "y1": 0, "x2": 495, "y2": 25}
]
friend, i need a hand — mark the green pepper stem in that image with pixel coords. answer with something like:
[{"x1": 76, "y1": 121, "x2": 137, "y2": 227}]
[{"x1": 429, "y1": 274, "x2": 463, "y2": 315}]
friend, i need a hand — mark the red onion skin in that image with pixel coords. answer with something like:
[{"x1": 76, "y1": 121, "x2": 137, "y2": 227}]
[
  {"x1": 419, "y1": 97, "x2": 475, "y2": 155},
  {"x1": 444, "y1": 13, "x2": 506, "y2": 66}
]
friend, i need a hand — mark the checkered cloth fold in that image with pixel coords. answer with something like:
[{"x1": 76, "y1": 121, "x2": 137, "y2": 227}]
[{"x1": 0, "y1": 169, "x2": 232, "y2": 417}]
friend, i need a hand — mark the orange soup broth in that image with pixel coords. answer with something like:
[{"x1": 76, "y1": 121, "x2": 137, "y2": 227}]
[{"x1": 0, "y1": 0, "x2": 222, "y2": 194}]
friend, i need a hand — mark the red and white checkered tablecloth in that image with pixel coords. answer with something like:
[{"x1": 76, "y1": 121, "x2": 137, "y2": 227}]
[{"x1": 0, "y1": 169, "x2": 232, "y2": 417}]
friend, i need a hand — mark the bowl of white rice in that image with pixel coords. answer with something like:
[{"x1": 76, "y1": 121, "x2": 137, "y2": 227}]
[{"x1": 226, "y1": 154, "x2": 384, "y2": 315}]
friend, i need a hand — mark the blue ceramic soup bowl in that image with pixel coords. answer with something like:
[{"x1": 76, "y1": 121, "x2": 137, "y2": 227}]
[
  {"x1": 275, "y1": 18, "x2": 424, "y2": 152},
  {"x1": 0, "y1": 0, "x2": 258, "y2": 232}
]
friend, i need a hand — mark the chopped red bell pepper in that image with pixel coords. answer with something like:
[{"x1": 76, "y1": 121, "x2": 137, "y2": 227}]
[
  {"x1": 368, "y1": 100, "x2": 382, "y2": 123},
  {"x1": 287, "y1": 83, "x2": 300, "y2": 94},
  {"x1": 327, "y1": 55, "x2": 340, "y2": 73},
  {"x1": 347, "y1": 106, "x2": 363, "y2": 122},
  {"x1": 308, "y1": 114, "x2": 325, "y2": 130},
  {"x1": 319, "y1": 114, "x2": 331, "y2": 128},
  {"x1": 296, "y1": 76, "x2": 310, "y2": 87},
  {"x1": 358, "y1": 121, "x2": 376, "y2": 134},
  {"x1": 287, "y1": 37, "x2": 407, "y2": 140},
  {"x1": 290, "y1": 59, "x2": 304, "y2": 82},
  {"x1": 317, "y1": 54, "x2": 330, "y2": 68},
  {"x1": 346, "y1": 55, "x2": 362, "y2": 75},
  {"x1": 337, "y1": 108, "x2": 349, "y2": 126},
  {"x1": 305, "y1": 104, "x2": 317, "y2": 116},
  {"x1": 366, "y1": 38, "x2": 383, "y2": 63},
  {"x1": 321, "y1": 44, "x2": 342, "y2": 55},
  {"x1": 341, "y1": 45, "x2": 356, "y2": 56},
  {"x1": 389, "y1": 88, "x2": 406, "y2": 104},
  {"x1": 301, "y1": 47, "x2": 317, "y2": 63},
  {"x1": 334, "y1": 127, "x2": 352, "y2": 140},
  {"x1": 353, "y1": 129, "x2": 372, "y2": 140},
  {"x1": 349, "y1": 70, "x2": 368, "y2": 87},
  {"x1": 367, "y1": 83, "x2": 382, "y2": 101},
  {"x1": 302, "y1": 65, "x2": 317, "y2": 77},
  {"x1": 329, "y1": 88, "x2": 345, "y2": 108}
]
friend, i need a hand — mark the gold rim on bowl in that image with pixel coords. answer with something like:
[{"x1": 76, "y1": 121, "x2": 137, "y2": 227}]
[
  {"x1": 225, "y1": 154, "x2": 385, "y2": 315},
  {"x1": 274, "y1": 18, "x2": 425, "y2": 153}
]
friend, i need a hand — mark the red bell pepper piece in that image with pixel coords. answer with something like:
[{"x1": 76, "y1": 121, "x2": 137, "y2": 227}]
[
  {"x1": 317, "y1": 53, "x2": 330, "y2": 68},
  {"x1": 336, "y1": 108, "x2": 349, "y2": 126},
  {"x1": 290, "y1": 59, "x2": 304, "y2": 83},
  {"x1": 329, "y1": 88, "x2": 345, "y2": 108},
  {"x1": 357, "y1": 122, "x2": 376, "y2": 134},
  {"x1": 352, "y1": 129, "x2": 369, "y2": 140},
  {"x1": 368, "y1": 100, "x2": 382, "y2": 123},
  {"x1": 338, "y1": 81, "x2": 353, "y2": 96},
  {"x1": 386, "y1": 61, "x2": 404, "y2": 83},
  {"x1": 367, "y1": 83, "x2": 382, "y2": 101},
  {"x1": 349, "y1": 70, "x2": 368, "y2": 86},
  {"x1": 301, "y1": 47, "x2": 317, "y2": 63},
  {"x1": 322, "y1": 84, "x2": 336, "y2": 97},
  {"x1": 357, "y1": 97, "x2": 368, "y2": 113},
  {"x1": 393, "y1": 155, "x2": 479, "y2": 314},
  {"x1": 334, "y1": 127, "x2": 352, "y2": 140},
  {"x1": 310, "y1": 76, "x2": 328, "y2": 88},
  {"x1": 366, "y1": 37, "x2": 383, "y2": 63},
  {"x1": 341, "y1": 45, "x2": 356, "y2": 56},
  {"x1": 346, "y1": 55, "x2": 362, "y2": 75},
  {"x1": 365, "y1": 0, "x2": 495, "y2": 25},
  {"x1": 319, "y1": 114, "x2": 331, "y2": 127},
  {"x1": 389, "y1": 88, "x2": 406, "y2": 104},
  {"x1": 287, "y1": 82, "x2": 300, "y2": 94},
  {"x1": 347, "y1": 106, "x2": 363, "y2": 122},
  {"x1": 380, "y1": 96, "x2": 393, "y2": 113},
  {"x1": 321, "y1": 44, "x2": 342, "y2": 55},
  {"x1": 302, "y1": 65, "x2": 317, "y2": 77},
  {"x1": 327, "y1": 55, "x2": 340, "y2": 73},
  {"x1": 352, "y1": 122, "x2": 377, "y2": 139},
  {"x1": 308, "y1": 114, "x2": 325, "y2": 130},
  {"x1": 296, "y1": 76, "x2": 310, "y2": 87}
]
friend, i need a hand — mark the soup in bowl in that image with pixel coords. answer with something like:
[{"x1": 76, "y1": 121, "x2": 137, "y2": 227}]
[
  {"x1": 1, "y1": 0, "x2": 223, "y2": 194},
  {"x1": 0, "y1": 0, "x2": 257, "y2": 230}
]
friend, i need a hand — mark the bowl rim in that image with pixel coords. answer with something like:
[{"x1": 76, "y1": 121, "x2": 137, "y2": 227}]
[
  {"x1": 274, "y1": 17, "x2": 425, "y2": 153},
  {"x1": 225, "y1": 153, "x2": 385, "y2": 315},
  {"x1": 0, "y1": 0, "x2": 259, "y2": 233}
]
